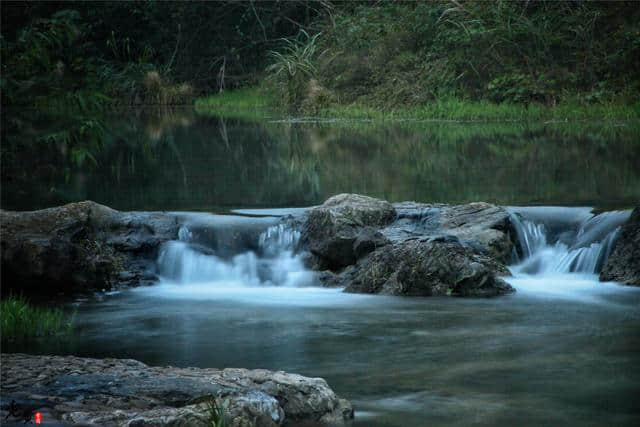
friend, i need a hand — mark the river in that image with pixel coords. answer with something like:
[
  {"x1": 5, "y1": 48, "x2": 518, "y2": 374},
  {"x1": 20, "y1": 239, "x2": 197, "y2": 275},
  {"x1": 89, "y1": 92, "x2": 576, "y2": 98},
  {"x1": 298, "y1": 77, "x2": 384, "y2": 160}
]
[{"x1": 3, "y1": 109, "x2": 640, "y2": 426}]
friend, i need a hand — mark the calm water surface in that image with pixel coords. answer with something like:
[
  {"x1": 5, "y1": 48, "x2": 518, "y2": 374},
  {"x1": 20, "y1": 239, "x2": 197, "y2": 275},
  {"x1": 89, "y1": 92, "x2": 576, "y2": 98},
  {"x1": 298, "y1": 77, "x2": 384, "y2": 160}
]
[{"x1": 2, "y1": 108, "x2": 639, "y2": 210}]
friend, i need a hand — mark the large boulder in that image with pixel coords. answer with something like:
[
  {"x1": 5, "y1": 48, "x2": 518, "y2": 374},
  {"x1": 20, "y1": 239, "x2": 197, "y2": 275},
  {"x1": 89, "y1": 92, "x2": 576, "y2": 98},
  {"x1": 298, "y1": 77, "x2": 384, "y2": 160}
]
[
  {"x1": 0, "y1": 353, "x2": 353, "y2": 427},
  {"x1": 0, "y1": 201, "x2": 178, "y2": 293},
  {"x1": 301, "y1": 194, "x2": 395, "y2": 270},
  {"x1": 300, "y1": 195, "x2": 515, "y2": 296},
  {"x1": 345, "y1": 239, "x2": 513, "y2": 297},
  {"x1": 600, "y1": 207, "x2": 640, "y2": 285}
]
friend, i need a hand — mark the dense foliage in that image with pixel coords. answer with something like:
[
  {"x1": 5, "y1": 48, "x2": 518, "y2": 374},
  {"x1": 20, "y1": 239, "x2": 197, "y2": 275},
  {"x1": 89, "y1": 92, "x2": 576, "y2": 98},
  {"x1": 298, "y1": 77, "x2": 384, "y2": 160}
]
[
  {"x1": 282, "y1": 1, "x2": 640, "y2": 110},
  {"x1": 2, "y1": 1, "x2": 638, "y2": 110},
  {"x1": 1, "y1": 1, "x2": 331, "y2": 107}
]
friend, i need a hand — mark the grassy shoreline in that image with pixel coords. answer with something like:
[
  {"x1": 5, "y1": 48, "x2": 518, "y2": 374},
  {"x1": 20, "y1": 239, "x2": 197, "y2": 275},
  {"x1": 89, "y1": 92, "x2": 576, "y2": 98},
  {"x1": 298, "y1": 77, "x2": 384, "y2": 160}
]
[{"x1": 195, "y1": 88, "x2": 640, "y2": 123}]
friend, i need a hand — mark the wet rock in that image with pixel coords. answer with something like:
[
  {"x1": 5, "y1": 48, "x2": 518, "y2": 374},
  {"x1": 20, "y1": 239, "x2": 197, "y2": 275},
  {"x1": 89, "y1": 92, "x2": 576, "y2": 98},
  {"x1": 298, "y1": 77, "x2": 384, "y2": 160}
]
[
  {"x1": 0, "y1": 353, "x2": 354, "y2": 427},
  {"x1": 301, "y1": 194, "x2": 395, "y2": 270},
  {"x1": 388, "y1": 201, "x2": 515, "y2": 263},
  {"x1": 345, "y1": 239, "x2": 513, "y2": 297},
  {"x1": 301, "y1": 195, "x2": 514, "y2": 296},
  {"x1": 600, "y1": 207, "x2": 640, "y2": 285},
  {"x1": 1, "y1": 201, "x2": 178, "y2": 293}
]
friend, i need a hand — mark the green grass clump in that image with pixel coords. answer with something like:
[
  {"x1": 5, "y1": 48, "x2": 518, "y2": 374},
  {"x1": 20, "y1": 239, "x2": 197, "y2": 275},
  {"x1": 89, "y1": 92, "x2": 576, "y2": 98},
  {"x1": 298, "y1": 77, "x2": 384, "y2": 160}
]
[
  {"x1": 1, "y1": 296, "x2": 73, "y2": 340},
  {"x1": 195, "y1": 88, "x2": 276, "y2": 120}
]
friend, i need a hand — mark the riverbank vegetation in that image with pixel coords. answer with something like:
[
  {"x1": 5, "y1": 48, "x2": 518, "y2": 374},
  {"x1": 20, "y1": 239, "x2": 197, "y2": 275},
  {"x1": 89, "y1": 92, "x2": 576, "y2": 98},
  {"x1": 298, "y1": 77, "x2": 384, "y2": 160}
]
[
  {"x1": 196, "y1": 87, "x2": 639, "y2": 122},
  {"x1": 199, "y1": 1, "x2": 640, "y2": 120},
  {"x1": 1, "y1": 296, "x2": 73, "y2": 340},
  {"x1": 2, "y1": 1, "x2": 638, "y2": 119}
]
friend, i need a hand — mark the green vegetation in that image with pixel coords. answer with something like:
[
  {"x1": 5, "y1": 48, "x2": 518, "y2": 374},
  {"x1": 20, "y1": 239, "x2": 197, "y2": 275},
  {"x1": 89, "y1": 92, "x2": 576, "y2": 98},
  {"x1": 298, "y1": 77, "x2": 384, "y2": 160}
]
[
  {"x1": 2, "y1": 1, "x2": 639, "y2": 194},
  {"x1": 203, "y1": 397, "x2": 228, "y2": 427},
  {"x1": 3, "y1": 1, "x2": 638, "y2": 116},
  {"x1": 197, "y1": 87, "x2": 640, "y2": 122},
  {"x1": 1, "y1": 1, "x2": 330, "y2": 107},
  {"x1": 309, "y1": 1, "x2": 639, "y2": 111},
  {"x1": 195, "y1": 88, "x2": 276, "y2": 120},
  {"x1": 197, "y1": 1, "x2": 640, "y2": 120},
  {"x1": 1, "y1": 296, "x2": 73, "y2": 340}
]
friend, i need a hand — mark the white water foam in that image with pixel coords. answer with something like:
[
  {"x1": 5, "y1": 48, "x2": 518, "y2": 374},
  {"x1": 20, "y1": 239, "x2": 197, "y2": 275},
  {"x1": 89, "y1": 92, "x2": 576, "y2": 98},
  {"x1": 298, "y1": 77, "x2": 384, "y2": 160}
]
[
  {"x1": 156, "y1": 222, "x2": 314, "y2": 288},
  {"x1": 132, "y1": 283, "x2": 378, "y2": 307},
  {"x1": 506, "y1": 207, "x2": 632, "y2": 302}
]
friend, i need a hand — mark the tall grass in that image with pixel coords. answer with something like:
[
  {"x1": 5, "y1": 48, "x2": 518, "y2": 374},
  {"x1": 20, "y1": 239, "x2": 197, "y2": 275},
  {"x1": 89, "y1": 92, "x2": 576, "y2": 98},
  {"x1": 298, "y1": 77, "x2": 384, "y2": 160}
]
[
  {"x1": 266, "y1": 30, "x2": 325, "y2": 111},
  {"x1": 1, "y1": 296, "x2": 73, "y2": 340}
]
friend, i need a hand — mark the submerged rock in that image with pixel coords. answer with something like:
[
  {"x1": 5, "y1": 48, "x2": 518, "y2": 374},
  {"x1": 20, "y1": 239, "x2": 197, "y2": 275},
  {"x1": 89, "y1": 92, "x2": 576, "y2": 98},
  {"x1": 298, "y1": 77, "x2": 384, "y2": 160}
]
[
  {"x1": 301, "y1": 194, "x2": 515, "y2": 297},
  {"x1": 600, "y1": 207, "x2": 640, "y2": 285},
  {"x1": 0, "y1": 353, "x2": 353, "y2": 427},
  {"x1": 0, "y1": 201, "x2": 178, "y2": 293}
]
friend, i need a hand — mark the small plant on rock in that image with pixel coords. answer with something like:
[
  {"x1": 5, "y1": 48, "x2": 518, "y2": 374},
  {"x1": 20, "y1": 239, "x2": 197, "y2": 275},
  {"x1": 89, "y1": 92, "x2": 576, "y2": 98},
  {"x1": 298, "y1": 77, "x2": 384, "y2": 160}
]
[{"x1": 204, "y1": 397, "x2": 228, "y2": 427}]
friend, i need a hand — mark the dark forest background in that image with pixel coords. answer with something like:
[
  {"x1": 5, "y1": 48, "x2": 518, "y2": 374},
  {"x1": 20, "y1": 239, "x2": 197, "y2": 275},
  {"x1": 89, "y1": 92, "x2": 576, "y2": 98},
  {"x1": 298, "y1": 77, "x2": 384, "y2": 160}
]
[{"x1": 2, "y1": 1, "x2": 639, "y2": 110}]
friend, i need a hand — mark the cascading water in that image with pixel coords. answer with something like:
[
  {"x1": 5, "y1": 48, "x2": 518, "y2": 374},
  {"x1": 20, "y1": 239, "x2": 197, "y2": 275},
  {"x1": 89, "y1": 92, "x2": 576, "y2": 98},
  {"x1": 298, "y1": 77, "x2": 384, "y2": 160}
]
[
  {"x1": 156, "y1": 219, "x2": 314, "y2": 288},
  {"x1": 509, "y1": 208, "x2": 628, "y2": 275},
  {"x1": 506, "y1": 207, "x2": 631, "y2": 300}
]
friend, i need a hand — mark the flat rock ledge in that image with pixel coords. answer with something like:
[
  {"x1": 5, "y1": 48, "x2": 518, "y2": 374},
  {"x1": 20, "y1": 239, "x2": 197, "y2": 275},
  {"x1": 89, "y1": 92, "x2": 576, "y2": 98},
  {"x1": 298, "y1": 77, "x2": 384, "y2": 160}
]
[{"x1": 0, "y1": 354, "x2": 353, "y2": 427}]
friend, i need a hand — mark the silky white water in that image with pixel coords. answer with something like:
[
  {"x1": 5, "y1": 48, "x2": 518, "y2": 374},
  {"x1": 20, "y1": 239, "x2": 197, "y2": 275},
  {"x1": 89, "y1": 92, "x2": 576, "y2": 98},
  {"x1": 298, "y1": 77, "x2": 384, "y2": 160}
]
[
  {"x1": 506, "y1": 207, "x2": 631, "y2": 301},
  {"x1": 156, "y1": 208, "x2": 632, "y2": 303},
  {"x1": 156, "y1": 221, "x2": 314, "y2": 290}
]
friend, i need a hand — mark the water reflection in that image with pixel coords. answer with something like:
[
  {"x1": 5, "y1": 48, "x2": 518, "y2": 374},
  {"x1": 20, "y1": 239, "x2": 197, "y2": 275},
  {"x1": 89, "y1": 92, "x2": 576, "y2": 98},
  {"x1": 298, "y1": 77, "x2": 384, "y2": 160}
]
[{"x1": 2, "y1": 108, "x2": 639, "y2": 210}]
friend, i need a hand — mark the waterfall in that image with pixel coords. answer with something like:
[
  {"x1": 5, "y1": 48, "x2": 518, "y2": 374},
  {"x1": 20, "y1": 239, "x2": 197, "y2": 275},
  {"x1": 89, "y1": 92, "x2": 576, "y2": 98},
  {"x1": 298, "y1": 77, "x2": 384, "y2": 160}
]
[
  {"x1": 258, "y1": 223, "x2": 301, "y2": 256},
  {"x1": 156, "y1": 219, "x2": 313, "y2": 287},
  {"x1": 509, "y1": 208, "x2": 629, "y2": 275},
  {"x1": 510, "y1": 214, "x2": 547, "y2": 261}
]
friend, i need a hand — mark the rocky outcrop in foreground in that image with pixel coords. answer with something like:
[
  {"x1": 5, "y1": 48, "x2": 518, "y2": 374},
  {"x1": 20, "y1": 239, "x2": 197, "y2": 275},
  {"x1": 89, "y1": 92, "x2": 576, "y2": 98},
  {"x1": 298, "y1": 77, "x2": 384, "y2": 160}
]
[
  {"x1": 600, "y1": 207, "x2": 640, "y2": 285},
  {"x1": 0, "y1": 353, "x2": 353, "y2": 427},
  {"x1": 1, "y1": 201, "x2": 178, "y2": 293},
  {"x1": 302, "y1": 194, "x2": 516, "y2": 297}
]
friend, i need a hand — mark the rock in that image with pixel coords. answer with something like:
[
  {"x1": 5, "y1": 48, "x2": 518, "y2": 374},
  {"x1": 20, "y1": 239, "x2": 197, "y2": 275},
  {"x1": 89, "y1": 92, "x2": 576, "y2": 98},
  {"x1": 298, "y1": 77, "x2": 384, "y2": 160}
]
[
  {"x1": 345, "y1": 239, "x2": 513, "y2": 297},
  {"x1": 1, "y1": 201, "x2": 178, "y2": 293},
  {"x1": 0, "y1": 353, "x2": 353, "y2": 427},
  {"x1": 301, "y1": 195, "x2": 515, "y2": 296},
  {"x1": 301, "y1": 194, "x2": 395, "y2": 270},
  {"x1": 388, "y1": 202, "x2": 515, "y2": 263},
  {"x1": 600, "y1": 207, "x2": 640, "y2": 285}
]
